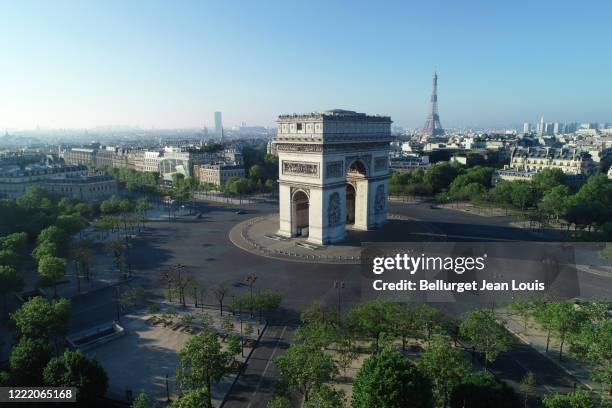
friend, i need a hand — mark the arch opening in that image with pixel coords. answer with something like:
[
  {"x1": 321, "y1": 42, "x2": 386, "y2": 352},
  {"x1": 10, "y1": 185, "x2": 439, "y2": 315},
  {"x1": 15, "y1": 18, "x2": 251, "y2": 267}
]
[{"x1": 292, "y1": 190, "x2": 309, "y2": 238}]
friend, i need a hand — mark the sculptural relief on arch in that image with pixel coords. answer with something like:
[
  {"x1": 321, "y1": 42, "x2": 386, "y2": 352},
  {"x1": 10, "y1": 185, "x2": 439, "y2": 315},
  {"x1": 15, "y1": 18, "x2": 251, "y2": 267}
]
[{"x1": 273, "y1": 109, "x2": 393, "y2": 245}]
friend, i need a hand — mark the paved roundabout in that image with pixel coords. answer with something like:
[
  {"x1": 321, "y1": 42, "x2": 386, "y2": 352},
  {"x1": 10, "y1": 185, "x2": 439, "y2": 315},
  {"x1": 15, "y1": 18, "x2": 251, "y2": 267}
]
[{"x1": 229, "y1": 213, "x2": 445, "y2": 264}]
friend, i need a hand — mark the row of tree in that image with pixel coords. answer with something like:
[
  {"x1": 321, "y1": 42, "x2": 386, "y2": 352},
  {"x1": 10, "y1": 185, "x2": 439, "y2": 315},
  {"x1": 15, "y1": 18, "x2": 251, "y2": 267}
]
[
  {"x1": 510, "y1": 300, "x2": 611, "y2": 395},
  {"x1": 0, "y1": 189, "x2": 98, "y2": 318},
  {"x1": 220, "y1": 143, "x2": 278, "y2": 196},
  {"x1": 267, "y1": 299, "x2": 609, "y2": 408},
  {"x1": 391, "y1": 160, "x2": 612, "y2": 237},
  {"x1": 96, "y1": 165, "x2": 161, "y2": 194},
  {"x1": 0, "y1": 296, "x2": 109, "y2": 404}
]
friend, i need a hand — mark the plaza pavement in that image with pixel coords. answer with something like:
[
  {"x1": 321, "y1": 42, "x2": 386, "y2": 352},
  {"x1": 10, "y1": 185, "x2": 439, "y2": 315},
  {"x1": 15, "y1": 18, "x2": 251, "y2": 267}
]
[{"x1": 64, "y1": 199, "x2": 611, "y2": 406}]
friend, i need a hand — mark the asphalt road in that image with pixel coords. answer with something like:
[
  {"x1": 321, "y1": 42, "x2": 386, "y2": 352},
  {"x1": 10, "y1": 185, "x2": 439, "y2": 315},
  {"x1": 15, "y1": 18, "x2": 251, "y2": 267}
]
[
  {"x1": 223, "y1": 323, "x2": 296, "y2": 408},
  {"x1": 66, "y1": 199, "x2": 611, "y2": 406}
]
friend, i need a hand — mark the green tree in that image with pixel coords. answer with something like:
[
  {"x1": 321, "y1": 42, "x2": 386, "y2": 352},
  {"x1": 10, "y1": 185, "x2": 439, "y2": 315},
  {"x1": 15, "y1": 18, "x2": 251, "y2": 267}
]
[
  {"x1": 37, "y1": 226, "x2": 68, "y2": 248},
  {"x1": 0, "y1": 248, "x2": 19, "y2": 268},
  {"x1": 254, "y1": 290, "x2": 282, "y2": 322},
  {"x1": 32, "y1": 241, "x2": 57, "y2": 262},
  {"x1": 352, "y1": 346, "x2": 434, "y2": 408},
  {"x1": 275, "y1": 343, "x2": 336, "y2": 402},
  {"x1": 346, "y1": 299, "x2": 396, "y2": 350},
  {"x1": 43, "y1": 350, "x2": 108, "y2": 404},
  {"x1": 0, "y1": 265, "x2": 23, "y2": 315},
  {"x1": 227, "y1": 333, "x2": 241, "y2": 359},
  {"x1": 510, "y1": 181, "x2": 537, "y2": 211},
  {"x1": 450, "y1": 372, "x2": 520, "y2": 408},
  {"x1": 418, "y1": 335, "x2": 470, "y2": 408},
  {"x1": 575, "y1": 173, "x2": 612, "y2": 208},
  {"x1": 170, "y1": 388, "x2": 210, "y2": 408},
  {"x1": 16, "y1": 186, "x2": 54, "y2": 211},
  {"x1": 533, "y1": 302, "x2": 556, "y2": 352},
  {"x1": 73, "y1": 202, "x2": 94, "y2": 219},
  {"x1": 491, "y1": 182, "x2": 514, "y2": 208},
  {"x1": 335, "y1": 336, "x2": 358, "y2": 378},
  {"x1": 569, "y1": 308, "x2": 611, "y2": 394},
  {"x1": 533, "y1": 168, "x2": 567, "y2": 195},
  {"x1": 55, "y1": 214, "x2": 85, "y2": 235},
  {"x1": 519, "y1": 371, "x2": 536, "y2": 408},
  {"x1": 305, "y1": 384, "x2": 346, "y2": 408},
  {"x1": 175, "y1": 331, "x2": 230, "y2": 408},
  {"x1": 100, "y1": 195, "x2": 122, "y2": 214},
  {"x1": 135, "y1": 197, "x2": 152, "y2": 229},
  {"x1": 248, "y1": 164, "x2": 266, "y2": 181},
  {"x1": 131, "y1": 389, "x2": 157, "y2": 408},
  {"x1": 57, "y1": 197, "x2": 74, "y2": 214},
  {"x1": 508, "y1": 300, "x2": 534, "y2": 334},
  {"x1": 266, "y1": 396, "x2": 291, "y2": 408},
  {"x1": 564, "y1": 201, "x2": 608, "y2": 231},
  {"x1": 38, "y1": 256, "x2": 66, "y2": 297},
  {"x1": 547, "y1": 301, "x2": 584, "y2": 361},
  {"x1": 460, "y1": 309, "x2": 512, "y2": 370},
  {"x1": 11, "y1": 296, "x2": 70, "y2": 342},
  {"x1": 542, "y1": 389, "x2": 603, "y2": 408},
  {"x1": 295, "y1": 303, "x2": 342, "y2": 349},
  {"x1": 539, "y1": 185, "x2": 571, "y2": 221},
  {"x1": 424, "y1": 162, "x2": 460, "y2": 193},
  {"x1": 9, "y1": 338, "x2": 54, "y2": 386},
  {"x1": 0, "y1": 232, "x2": 28, "y2": 251}
]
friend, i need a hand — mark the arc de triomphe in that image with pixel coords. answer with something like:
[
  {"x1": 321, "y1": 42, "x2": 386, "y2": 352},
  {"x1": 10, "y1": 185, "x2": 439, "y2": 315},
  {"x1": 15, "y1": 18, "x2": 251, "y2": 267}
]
[{"x1": 273, "y1": 109, "x2": 393, "y2": 245}]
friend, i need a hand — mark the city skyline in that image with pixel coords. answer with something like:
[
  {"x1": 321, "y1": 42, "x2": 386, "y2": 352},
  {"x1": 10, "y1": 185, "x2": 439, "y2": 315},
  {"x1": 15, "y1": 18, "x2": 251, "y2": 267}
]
[{"x1": 1, "y1": 0, "x2": 611, "y2": 130}]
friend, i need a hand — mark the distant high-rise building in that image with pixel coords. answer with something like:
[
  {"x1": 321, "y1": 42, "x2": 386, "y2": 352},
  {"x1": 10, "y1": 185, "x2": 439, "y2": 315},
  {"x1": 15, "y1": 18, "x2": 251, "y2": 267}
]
[
  {"x1": 422, "y1": 72, "x2": 444, "y2": 137},
  {"x1": 553, "y1": 122, "x2": 563, "y2": 134},
  {"x1": 214, "y1": 112, "x2": 223, "y2": 136},
  {"x1": 538, "y1": 116, "x2": 545, "y2": 136},
  {"x1": 545, "y1": 123, "x2": 555, "y2": 136},
  {"x1": 523, "y1": 122, "x2": 531, "y2": 133}
]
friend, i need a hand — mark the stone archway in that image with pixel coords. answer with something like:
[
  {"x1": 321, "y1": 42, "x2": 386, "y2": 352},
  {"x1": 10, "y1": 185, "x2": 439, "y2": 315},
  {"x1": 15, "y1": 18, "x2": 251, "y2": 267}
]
[
  {"x1": 291, "y1": 189, "x2": 309, "y2": 238},
  {"x1": 345, "y1": 183, "x2": 356, "y2": 225},
  {"x1": 345, "y1": 159, "x2": 368, "y2": 230},
  {"x1": 275, "y1": 109, "x2": 392, "y2": 244}
]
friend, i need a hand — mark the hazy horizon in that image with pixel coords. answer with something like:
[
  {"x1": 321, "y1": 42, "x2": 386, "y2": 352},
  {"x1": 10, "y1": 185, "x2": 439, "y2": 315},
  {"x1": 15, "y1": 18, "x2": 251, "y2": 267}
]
[{"x1": 1, "y1": 0, "x2": 611, "y2": 130}]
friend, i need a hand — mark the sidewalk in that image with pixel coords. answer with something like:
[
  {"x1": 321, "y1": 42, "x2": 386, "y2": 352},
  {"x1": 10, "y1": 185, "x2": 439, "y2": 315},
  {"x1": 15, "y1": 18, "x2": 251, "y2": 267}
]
[{"x1": 500, "y1": 311, "x2": 598, "y2": 392}]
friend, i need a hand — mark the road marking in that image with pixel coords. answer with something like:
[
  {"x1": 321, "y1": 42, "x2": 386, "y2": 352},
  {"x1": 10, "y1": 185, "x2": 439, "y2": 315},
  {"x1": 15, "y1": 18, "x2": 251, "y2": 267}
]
[{"x1": 246, "y1": 325, "x2": 288, "y2": 408}]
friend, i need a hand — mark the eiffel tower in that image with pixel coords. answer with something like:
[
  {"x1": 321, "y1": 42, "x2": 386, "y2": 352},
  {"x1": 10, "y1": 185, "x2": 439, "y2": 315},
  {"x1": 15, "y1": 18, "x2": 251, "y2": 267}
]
[{"x1": 422, "y1": 71, "x2": 445, "y2": 137}]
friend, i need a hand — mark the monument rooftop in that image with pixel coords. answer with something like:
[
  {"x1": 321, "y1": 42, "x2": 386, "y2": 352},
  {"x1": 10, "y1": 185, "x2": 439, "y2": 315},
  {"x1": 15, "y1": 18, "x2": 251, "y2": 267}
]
[{"x1": 274, "y1": 109, "x2": 393, "y2": 145}]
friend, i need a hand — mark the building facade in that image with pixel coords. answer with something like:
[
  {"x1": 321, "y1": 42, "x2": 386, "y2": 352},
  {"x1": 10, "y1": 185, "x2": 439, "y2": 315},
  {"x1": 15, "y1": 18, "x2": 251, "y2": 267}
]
[
  {"x1": 493, "y1": 147, "x2": 595, "y2": 186},
  {"x1": 0, "y1": 164, "x2": 116, "y2": 201},
  {"x1": 195, "y1": 163, "x2": 245, "y2": 186},
  {"x1": 43, "y1": 174, "x2": 118, "y2": 201}
]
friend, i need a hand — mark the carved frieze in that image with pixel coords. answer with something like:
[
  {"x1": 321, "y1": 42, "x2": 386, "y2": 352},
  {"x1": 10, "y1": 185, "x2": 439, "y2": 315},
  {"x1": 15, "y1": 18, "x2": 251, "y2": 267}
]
[
  {"x1": 276, "y1": 143, "x2": 323, "y2": 153},
  {"x1": 374, "y1": 157, "x2": 388, "y2": 171},
  {"x1": 374, "y1": 185, "x2": 386, "y2": 213},
  {"x1": 282, "y1": 161, "x2": 319, "y2": 178},
  {"x1": 326, "y1": 161, "x2": 343, "y2": 178},
  {"x1": 327, "y1": 192, "x2": 341, "y2": 226}
]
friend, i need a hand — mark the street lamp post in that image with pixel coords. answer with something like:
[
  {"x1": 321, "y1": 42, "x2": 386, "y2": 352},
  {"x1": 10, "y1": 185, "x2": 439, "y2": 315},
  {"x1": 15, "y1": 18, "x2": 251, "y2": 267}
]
[
  {"x1": 239, "y1": 303, "x2": 244, "y2": 357},
  {"x1": 165, "y1": 373, "x2": 170, "y2": 402},
  {"x1": 246, "y1": 274, "x2": 257, "y2": 318},
  {"x1": 114, "y1": 286, "x2": 121, "y2": 324},
  {"x1": 334, "y1": 280, "x2": 345, "y2": 316}
]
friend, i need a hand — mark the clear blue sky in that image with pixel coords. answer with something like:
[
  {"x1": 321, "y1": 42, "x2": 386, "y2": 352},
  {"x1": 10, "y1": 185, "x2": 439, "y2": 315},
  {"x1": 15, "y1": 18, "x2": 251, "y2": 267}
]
[{"x1": 1, "y1": 0, "x2": 610, "y2": 129}]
